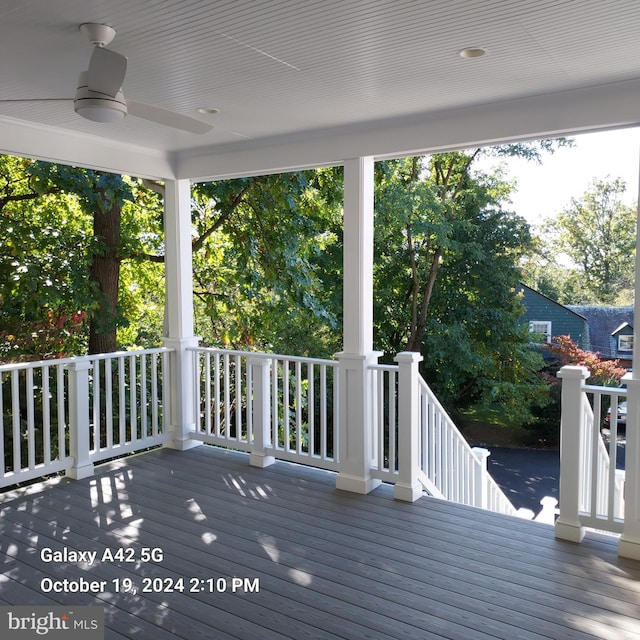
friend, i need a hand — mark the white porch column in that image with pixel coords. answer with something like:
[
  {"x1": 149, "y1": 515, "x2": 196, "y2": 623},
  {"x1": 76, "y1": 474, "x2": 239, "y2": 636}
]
[
  {"x1": 162, "y1": 179, "x2": 201, "y2": 451},
  {"x1": 619, "y1": 159, "x2": 640, "y2": 559},
  {"x1": 335, "y1": 157, "x2": 381, "y2": 494}
]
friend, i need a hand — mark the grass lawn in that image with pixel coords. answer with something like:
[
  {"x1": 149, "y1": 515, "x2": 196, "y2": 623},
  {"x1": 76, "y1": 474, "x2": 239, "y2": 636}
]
[{"x1": 457, "y1": 405, "x2": 550, "y2": 449}]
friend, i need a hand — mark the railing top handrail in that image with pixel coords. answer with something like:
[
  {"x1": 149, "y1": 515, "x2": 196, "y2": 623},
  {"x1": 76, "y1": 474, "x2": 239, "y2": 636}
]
[
  {"x1": 0, "y1": 347, "x2": 173, "y2": 372},
  {"x1": 189, "y1": 346, "x2": 337, "y2": 367},
  {"x1": 584, "y1": 383, "x2": 627, "y2": 395},
  {"x1": 369, "y1": 363, "x2": 399, "y2": 372}
]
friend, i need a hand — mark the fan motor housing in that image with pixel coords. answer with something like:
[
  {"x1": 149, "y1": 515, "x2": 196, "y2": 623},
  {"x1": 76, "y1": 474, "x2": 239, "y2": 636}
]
[{"x1": 74, "y1": 71, "x2": 127, "y2": 122}]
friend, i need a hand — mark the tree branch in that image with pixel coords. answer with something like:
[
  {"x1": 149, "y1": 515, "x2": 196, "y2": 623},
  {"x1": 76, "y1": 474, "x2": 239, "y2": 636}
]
[{"x1": 191, "y1": 180, "x2": 258, "y2": 253}]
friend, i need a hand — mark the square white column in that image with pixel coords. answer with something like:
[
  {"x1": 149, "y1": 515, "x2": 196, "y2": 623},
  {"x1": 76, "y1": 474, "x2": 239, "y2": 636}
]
[
  {"x1": 335, "y1": 157, "x2": 381, "y2": 494},
  {"x1": 162, "y1": 179, "x2": 201, "y2": 450}
]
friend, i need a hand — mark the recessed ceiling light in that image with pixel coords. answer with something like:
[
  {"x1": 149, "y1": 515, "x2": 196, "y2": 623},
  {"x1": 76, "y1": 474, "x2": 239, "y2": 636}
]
[
  {"x1": 197, "y1": 107, "x2": 219, "y2": 115},
  {"x1": 458, "y1": 47, "x2": 487, "y2": 59}
]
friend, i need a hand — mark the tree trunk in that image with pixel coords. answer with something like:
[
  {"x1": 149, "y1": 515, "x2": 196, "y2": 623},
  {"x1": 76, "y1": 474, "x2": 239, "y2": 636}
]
[
  {"x1": 404, "y1": 246, "x2": 442, "y2": 352},
  {"x1": 88, "y1": 197, "x2": 121, "y2": 355}
]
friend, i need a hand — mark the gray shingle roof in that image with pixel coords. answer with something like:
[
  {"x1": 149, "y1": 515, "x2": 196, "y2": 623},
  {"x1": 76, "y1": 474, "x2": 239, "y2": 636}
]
[{"x1": 566, "y1": 305, "x2": 634, "y2": 359}]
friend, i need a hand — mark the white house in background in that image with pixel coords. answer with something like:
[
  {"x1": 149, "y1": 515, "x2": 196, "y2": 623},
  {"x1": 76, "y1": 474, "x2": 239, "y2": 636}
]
[{"x1": 1, "y1": 1, "x2": 640, "y2": 562}]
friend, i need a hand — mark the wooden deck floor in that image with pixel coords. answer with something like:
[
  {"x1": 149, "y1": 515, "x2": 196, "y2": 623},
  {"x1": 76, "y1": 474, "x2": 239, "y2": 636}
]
[{"x1": 1, "y1": 445, "x2": 640, "y2": 640}]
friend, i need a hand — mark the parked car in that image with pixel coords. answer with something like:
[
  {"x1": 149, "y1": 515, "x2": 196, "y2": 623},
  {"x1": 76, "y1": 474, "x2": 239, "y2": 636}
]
[{"x1": 604, "y1": 401, "x2": 627, "y2": 428}]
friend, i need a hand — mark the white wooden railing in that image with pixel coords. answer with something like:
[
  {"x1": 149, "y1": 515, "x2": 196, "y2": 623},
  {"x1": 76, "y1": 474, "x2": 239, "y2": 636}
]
[
  {"x1": 556, "y1": 365, "x2": 626, "y2": 539},
  {"x1": 0, "y1": 348, "x2": 172, "y2": 488},
  {"x1": 368, "y1": 354, "x2": 524, "y2": 516},
  {"x1": 2, "y1": 343, "x2": 533, "y2": 521},
  {"x1": 190, "y1": 347, "x2": 339, "y2": 470},
  {"x1": 581, "y1": 388, "x2": 626, "y2": 527}
]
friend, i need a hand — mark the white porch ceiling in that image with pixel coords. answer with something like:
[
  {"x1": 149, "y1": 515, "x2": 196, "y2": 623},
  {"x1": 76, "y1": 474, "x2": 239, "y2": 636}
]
[{"x1": 2, "y1": 0, "x2": 640, "y2": 180}]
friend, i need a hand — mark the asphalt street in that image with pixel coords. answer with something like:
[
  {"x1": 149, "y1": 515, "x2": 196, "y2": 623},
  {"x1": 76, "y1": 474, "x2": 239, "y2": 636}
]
[
  {"x1": 486, "y1": 447, "x2": 560, "y2": 517},
  {"x1": 487, "y1": 438, "x2": 626, "y2": 517}
]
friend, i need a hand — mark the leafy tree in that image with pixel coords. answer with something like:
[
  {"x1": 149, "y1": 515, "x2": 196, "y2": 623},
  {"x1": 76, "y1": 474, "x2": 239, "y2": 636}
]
[
  {"x1": 27, "y1": 163, "x2": 137, "y2": 354},
  {"x1": 520, "y1": 334, "x2": 627, "y2": 446},
  {"x1": 0, "y1": 156, "x2": 91, "y2": 360},
  {"x1": 547, "y1": 334, "x2": 626, "y2": 386},
  {"x1": 545, "y1": 178, "x2": 636, "y2": 304},
  {"x1": 0, "y1": 156, "x2": 168, "y2": 358},
  {"x1": 189, "y1": 169, "x2": 343, "y2": 355},
  {"x1": 372, "y1": 144, "x2": 568, "y2": 418},
  {"x1": 518, "y1": 243, "x2": 584, "y2": 305}
]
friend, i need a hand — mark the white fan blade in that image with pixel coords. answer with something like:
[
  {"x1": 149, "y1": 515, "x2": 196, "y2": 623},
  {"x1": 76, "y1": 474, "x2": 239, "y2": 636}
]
[
  {"x1": 128, "y1": 101, "x2": 213, "y2": 134},
  {"x1": 0, "y1": 98, "x2": 72, "y2": 103},
  {"x1": 88, "y1": 47, "x2": 127, "y2": 98}
]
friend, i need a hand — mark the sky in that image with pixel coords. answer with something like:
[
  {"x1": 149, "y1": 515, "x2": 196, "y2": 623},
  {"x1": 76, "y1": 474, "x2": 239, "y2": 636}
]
[{"x1": 477, "y1": 127, "x2": 640, "y2": 226}]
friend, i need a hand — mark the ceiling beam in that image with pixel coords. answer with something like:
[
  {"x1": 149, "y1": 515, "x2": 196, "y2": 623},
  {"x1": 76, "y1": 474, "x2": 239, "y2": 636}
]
[
  {"x1": 176, "y1": 78, "x2": 640, "y2": 182},
  {"x1": 0, "y1": 115, "x2": 174, "y2": 180}
]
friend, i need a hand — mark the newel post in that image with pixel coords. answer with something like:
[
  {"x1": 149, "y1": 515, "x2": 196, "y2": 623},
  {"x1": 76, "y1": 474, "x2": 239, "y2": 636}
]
[
  {"x1": 555, "y1": 365, "x2": 590, "y2": 543},
  {"x1": 472, "y1": 447, "x2": 491, "y2": 509},
  {"x1": 249, "y1": 356, "x2": 275, "y2": 468},
  {"x1": 619, "y1": 375, "x2": 640, "y2": 559},
  {"x1": 67, "y1": 358, "x2": 94, "y2": 480},
  {"x1": 394, "y1": 351, "x2": 423, "y2": 502}
]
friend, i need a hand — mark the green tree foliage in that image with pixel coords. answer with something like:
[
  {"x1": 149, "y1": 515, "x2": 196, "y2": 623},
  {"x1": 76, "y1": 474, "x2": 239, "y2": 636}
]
[
  {"x1": 0, "y1": 156, "x2": 92, "y2": 360},
  {"x1": 2, "y1": 144, "x2": 562, "y2": 427},
  {"x1": 27, "y1": 162, "x2": 137, "y2": 354},
  {"x1": 0, "y1": 156, "x2": 166, "y2": 359},
  {"x1": 518, "y1": 243, "x2": 584, "y2": 305},
  {"x1": 544, "y1": 178, "x2": 636, "y2": 305},
  {"x1": 373, "y1": 149, "x2": 556, "y2": 420},
  {"x1": 190, "y1": 169, "x2": 343, "y2": 356}
]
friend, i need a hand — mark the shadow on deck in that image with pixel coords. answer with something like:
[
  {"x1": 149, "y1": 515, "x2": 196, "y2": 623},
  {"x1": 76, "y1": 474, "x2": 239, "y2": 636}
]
[{"x1": 1, "y1": 445, "x2": 640, "y2": 639}]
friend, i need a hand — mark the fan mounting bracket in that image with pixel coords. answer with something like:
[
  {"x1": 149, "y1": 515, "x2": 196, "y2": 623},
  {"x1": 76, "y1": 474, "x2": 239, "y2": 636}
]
[{"x1": 80, "y1": 23, "x2": 116, "y2": 48}]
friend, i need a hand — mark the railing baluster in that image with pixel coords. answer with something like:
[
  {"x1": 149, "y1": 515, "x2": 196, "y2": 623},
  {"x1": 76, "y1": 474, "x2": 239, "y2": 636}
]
[
  {"x1": 204, "y1": 350, "x2": 212, "y2": 435},
  {"x1": 92, "y1": 360, "x2": 100, "y2": 452},
  {"x1": 42, "y1": 365, "x2": 51, "y2": 466},
  {"x1": 307, "y1": 362, "x2": 314, "y2": 456},
  {"x1": 57, "y1": 365, "x2": 66, "y2": 459},
  {"x1": 271, "y1": 358, "x2": 279, "y2": 448},
  {"x1": 320, "y1": 364, "x2": 327, "y2": 459},
  {"x1": 151, "y1": 353, "x2": 159, "y2": 436},
  {"x1": 246, "y1": 356, "x2": 253, "y2": 444},
  {"x1": 295, "y1": 360, "x2": 302, "y2": 454},
  {"x1": 214, "y1": 351, "x2": 221, "y2": 437},
  {"x1": 140, "y1": 352, "x2": 147, "y2": 439},
  {"x1": 117, "y1": 357, "x2": 125, "y2": 445},
  {"x1": 223, "y1": 353, "x2": 230, "y2": 437},
  {"x1": 235, "y1": 354, "x2": 242, "y2": 441},
  {"x1": 26, "y1": 367, "x2": 35, "y2": 469},
  {"x1": 129, "y1": 355, "x2": 137, "y2": 444},
  {"x1": 283, "y1": 359, "x2": 290, "y2": 452},
  {"x1": 389, "y1": 370, "x2": 397, "y2": 473},
  {"x1": 375, "y1": 369, "x2": 384, "y2": 470},
  {"x1": 11, "y1": 370, "x2": 20, "y2": 473},
  {"x1": 0, "y1": 373, "x2": 4, "y2": 475},
  {"x1": 105, "y1": 358, "x2": 113, "y2": 449}
]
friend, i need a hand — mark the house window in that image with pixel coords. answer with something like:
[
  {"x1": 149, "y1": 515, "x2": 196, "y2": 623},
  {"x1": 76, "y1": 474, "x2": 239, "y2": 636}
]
[
  {"x1": 618, "y1": 335, "x2": 634, "y2": 351},
  {"x1": 529, "y1": 321, "x2": 552, "y2": 343}
]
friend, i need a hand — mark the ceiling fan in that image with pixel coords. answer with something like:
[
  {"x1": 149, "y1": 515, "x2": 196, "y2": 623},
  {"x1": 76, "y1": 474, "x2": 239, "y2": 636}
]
[{"x1": 0, "y1": 23, "x2": 213, "y2": 134}]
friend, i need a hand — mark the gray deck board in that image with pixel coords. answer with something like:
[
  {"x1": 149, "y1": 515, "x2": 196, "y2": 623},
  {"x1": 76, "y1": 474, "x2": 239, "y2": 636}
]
[{"x1": 1, "y1": 446, "x2": 640, "y2": 640}]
